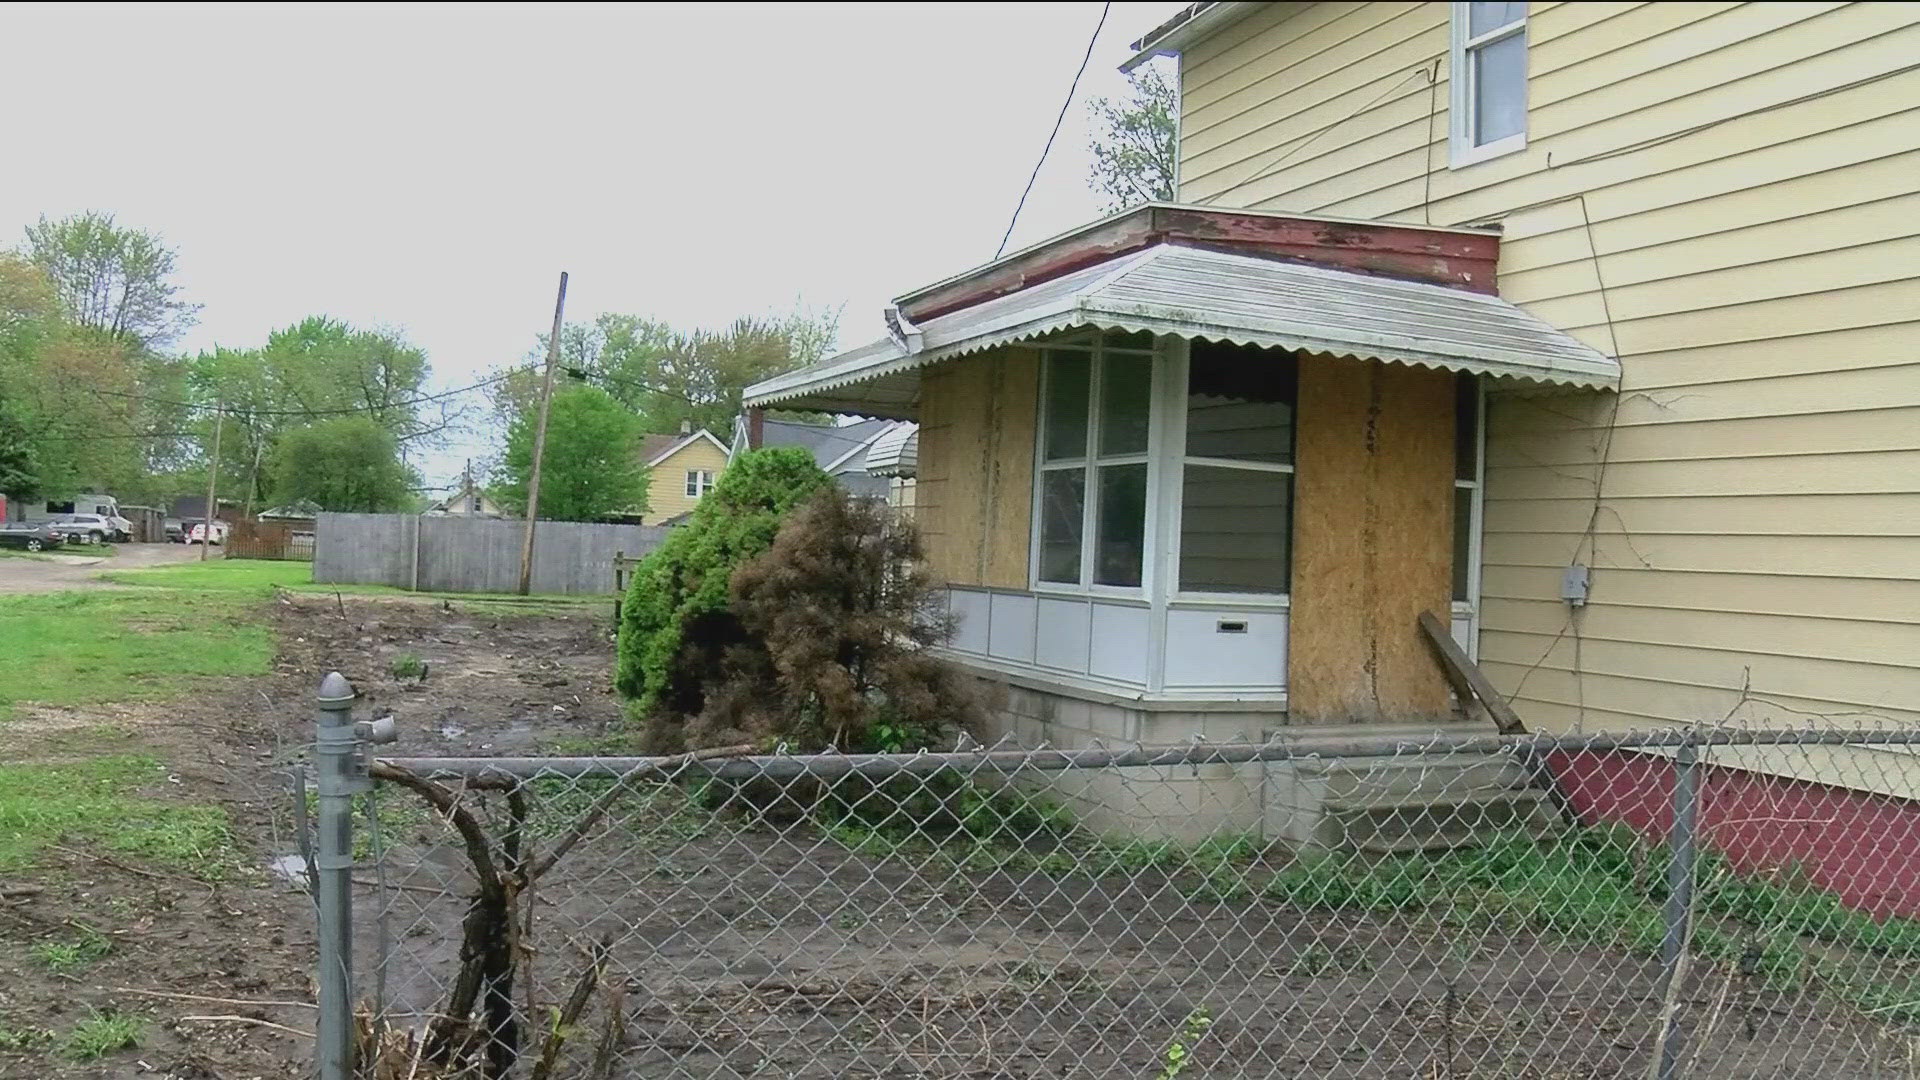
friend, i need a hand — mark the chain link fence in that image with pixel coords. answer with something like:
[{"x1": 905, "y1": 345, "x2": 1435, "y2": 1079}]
[{"x1": 305, "y1": 685, "x2": 1920, "y2": 1079}]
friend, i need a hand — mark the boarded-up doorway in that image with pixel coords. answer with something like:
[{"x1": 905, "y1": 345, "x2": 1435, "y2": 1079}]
[{"x1": 1288, "y1": 356, "x2": 1454, "y2": 722}]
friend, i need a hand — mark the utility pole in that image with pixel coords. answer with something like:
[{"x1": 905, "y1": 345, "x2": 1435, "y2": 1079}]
[
  {"x1": 201, "y1": 405, "x2": 224, "y2": 562},
  {"x1": 517, "y1": 271, "x2": 568, "y2": 595}
]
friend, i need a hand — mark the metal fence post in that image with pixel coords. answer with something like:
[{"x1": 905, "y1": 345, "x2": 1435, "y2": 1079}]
[
  {"x1": 314, "y1": 672, "x2": 360, "y2": 1080},
  {"x1": 1655, "y1": 734, "x2": 1701, "y2": 1080}
]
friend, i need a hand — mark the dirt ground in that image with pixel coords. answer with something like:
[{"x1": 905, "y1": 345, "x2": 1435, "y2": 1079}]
[
  {"x1": 4, "y1": 588, "x2": 1915, "y2": 1079},
  {"x1": 0, "y1": 541, "x2": 205, "y2": 594}
]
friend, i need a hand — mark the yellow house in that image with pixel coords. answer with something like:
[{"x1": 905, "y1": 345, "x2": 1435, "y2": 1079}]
[
  {"x1": 744, "y1": 3, "x2": 1918, "y2": 845},
  {"x1": 637, "y1": 428, "x2": 731, "y2": 526},
  {"x1": 1133, "y1": 0, "x2": 1920, "y2": 740}
]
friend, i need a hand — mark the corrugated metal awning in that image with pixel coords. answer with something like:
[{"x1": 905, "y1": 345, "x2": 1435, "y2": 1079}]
[
  {"x1": 745, "y1": 243, "x2": 1620, "y2": 415},
  {"x1": 864, "y1": 421, "x2": 918, "y2": 477}
]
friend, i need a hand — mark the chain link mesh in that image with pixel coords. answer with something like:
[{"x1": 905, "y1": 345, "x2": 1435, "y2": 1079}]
[{"x1": 343, "y1": 727, "x2": 1920, "y2": 1078}]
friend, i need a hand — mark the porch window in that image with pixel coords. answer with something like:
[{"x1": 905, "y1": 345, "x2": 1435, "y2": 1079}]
[
  {"x1": 1036, "y1": 333, "x2": 1154, "y2": 589},
  {"x1": 1177, "y1": 341, "x2": 1296, "y2": 595},
  {"x1": 1450, "y1": 2, "x2": 1528, "y2": 167}
]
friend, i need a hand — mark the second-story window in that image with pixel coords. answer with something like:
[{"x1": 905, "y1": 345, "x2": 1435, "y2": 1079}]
[
  {"x1": 685, "y1": 470, "x2": 715, "y2": 498},
  {"x1": 1450, "y1": 2, "x2": 1528, "y2": 167}
]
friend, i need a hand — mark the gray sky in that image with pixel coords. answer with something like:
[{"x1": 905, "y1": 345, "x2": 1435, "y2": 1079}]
[{"x1": 2, "y1": 1, "x2": 1181, "y2": 487}]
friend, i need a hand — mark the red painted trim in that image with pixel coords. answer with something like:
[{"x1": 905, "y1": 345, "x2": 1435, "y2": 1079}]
[
  {"x1": 1549, "y1": 749, "x2": 1920, "y2": 921},
  {"x1": 898, "y1": 204, "x2": 1502, "y2": 323}
]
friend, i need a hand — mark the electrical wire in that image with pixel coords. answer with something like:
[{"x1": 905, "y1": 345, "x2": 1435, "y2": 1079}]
[
  {"x1": 995, "y1": 1, "x2": 1112, "y2": 260},
  {"x1": 76, "y1": 368, "x2": 530, "y2": 418}
]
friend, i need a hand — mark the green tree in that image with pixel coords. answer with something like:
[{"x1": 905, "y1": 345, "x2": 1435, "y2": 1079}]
[
  {"x1": 190, "y1": 317, "x2": 439, "y2": 512},
  {"x1": 268, "y1": 416, "x2": 415, "y2": 512},
  {"x1": 495, "y1": 385, "x2": 647, "y2": 522},
  {"x1": 1087, "y1": 66, "x2": 1178, "y2": 212},
  {"x1": 615, "y1": 446, "x2": 832, "y2": 743},
  {"x1": 495, "y1": 307, "x2": 838, "y2": 438},
  {"x1": 23, "y1": 211, "x2": 200, "y2": 350}
]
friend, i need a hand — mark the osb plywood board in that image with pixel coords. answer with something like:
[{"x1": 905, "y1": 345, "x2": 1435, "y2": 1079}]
[
  {"x1": 1289, "y1": 356, "x2": 1454, "y2": 722},
  {"x1": 915, "y1": 348, "x2": 1038, "y2": 589}
]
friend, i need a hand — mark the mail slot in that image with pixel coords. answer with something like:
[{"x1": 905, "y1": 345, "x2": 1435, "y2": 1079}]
[{"x1": 1216, "y1": 619, "x2": 1248, "y2": 634}]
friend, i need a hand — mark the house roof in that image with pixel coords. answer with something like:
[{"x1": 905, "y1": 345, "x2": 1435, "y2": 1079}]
[
  {"x1": 745, "y1": 242, "x2": 1621, "y2": 415},
  {"x1": 641, "y1": 428, "x2": 730, "y2": 467},
  {"x1": 758, "y1": 417, "x2": 896, "y2": 474},
  {"x1": 864, "y1": 421, "x2": 918, "y2": 478},
  {"x1": 1121, "y1": 2, "x2": 1264, "y2": 72}
]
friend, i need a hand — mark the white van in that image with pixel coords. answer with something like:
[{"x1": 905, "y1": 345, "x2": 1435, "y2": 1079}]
[{"x1": 42, "y1": 494, "x2": 132, "y2": 541}]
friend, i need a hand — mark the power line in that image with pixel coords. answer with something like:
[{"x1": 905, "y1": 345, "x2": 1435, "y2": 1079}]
[
  {"x1": 995, "y1": 0, "x2": 1111, "y2": 260},
  {"x1": 76, "y1": 368, "x2": 529, "y2": 418}
]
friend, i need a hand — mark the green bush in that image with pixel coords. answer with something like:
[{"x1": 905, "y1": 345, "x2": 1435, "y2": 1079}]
[{"x1": 615, "y1": 447, "x2": 831, "y2": 744}]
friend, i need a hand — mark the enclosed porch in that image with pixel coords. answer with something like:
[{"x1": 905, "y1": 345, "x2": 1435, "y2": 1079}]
[{"x1": 744, "y1": 204, "x2": 1618, "y2": 842}]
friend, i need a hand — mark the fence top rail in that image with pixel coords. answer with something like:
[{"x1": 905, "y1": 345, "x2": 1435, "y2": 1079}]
[{"x1": 380, "y1": 727, "x2": 1920, "y2": 782}]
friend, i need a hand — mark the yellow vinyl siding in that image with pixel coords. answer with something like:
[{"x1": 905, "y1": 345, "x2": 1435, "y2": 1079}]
[
  {"x1": 643, "y1": 438, "x2": 730, "y2": 525},
  {"x1": 1179, "y1": 1, "x2": 1920, "y2": 734}
]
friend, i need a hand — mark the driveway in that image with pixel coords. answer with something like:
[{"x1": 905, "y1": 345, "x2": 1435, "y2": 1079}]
[{"x1": 0, "y1": 542, "x2": 211, "y2": 594}]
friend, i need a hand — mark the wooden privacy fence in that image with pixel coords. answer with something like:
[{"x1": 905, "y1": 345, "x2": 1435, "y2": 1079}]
[
  {"x1": 312, "y1": 513, "x2": 666, "y2": 596},
  {"x1": 229, "y1": 517, "x2": 317, "y2": 561}
]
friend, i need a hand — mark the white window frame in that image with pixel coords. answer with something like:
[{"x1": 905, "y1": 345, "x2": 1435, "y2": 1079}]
[
  {"x1": 1449, "y1": 2, "x2": 1529, "y2": 168},
  {"x1": 1029, "y1": 334, "x2": 1157, "y2": 599},
  {"x1": 685, "y1": 469, "x2": 714, "y2": 498},
  {"x1": 1163, "y1": 338, "x2": 1294, "y2": 609}
]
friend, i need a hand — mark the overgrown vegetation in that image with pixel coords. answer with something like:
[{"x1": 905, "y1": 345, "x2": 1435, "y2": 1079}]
[
  {"x1": 618, "y1": 459, "x2": 977, "y2": 756},
  {"x1": 695, "y1": 488, "x2": 979, "y2": 753},
  {"x1": 615, "y1": 446, "x2": 832, "y2": 739}
]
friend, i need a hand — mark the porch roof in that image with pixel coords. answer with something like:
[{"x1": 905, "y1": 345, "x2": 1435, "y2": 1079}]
[{"x1": 744, "y1": 242, "x2": 1621, "y2": 417}]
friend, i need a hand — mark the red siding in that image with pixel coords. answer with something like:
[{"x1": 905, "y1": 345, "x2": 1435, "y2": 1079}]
[{"x1": 1549, "y1": 750, "x2": 1920, "y2": 920}]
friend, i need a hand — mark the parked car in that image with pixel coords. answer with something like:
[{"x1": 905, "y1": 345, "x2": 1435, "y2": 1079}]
[
  {"x1": 48, "y1": 513, "x2": 115, "y2": 544},
  {"x1": 187, "y1": 521, "x2": 230, "y2": 545},
  {"x1": 163, "y1": 517, "x2": 185, "y2": 543},
  {"x1": 0, "y1": 521, "x2": 68, "y2": 552}
]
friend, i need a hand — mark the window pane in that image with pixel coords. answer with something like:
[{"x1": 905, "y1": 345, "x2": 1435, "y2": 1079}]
[
  {"x1": 1455, "y1": 375, "x2": 1479, "y2": 481},
  {"x1": 1453, "y1": 484, "x2": 1474, "y2": 601},
  {"x1": 1473, "y1": 32, "x2": 1527, "y2": 145},
  {"x1": 1179, "y1": 466, "x2": 1290, "y2": 594},
  {"x1": 1038, "y1": 469, "x2": 1085, "y2": 584},
  {"x1": 1186, "y1": 340, "x2": 1296, "y2": 463},
  {"x1": 1100, "y1": 352, "x2": 1153, "y2": 456},
  {"x1": 1094, "y1": 464, "x2": 1147, "y2": 587},
  {"x1": 1468, "y1": 1, "x2": 1525, "y2": 36},
  {"x1": 1042, "y1": 353, "x2": 1091, "y2": 461}
]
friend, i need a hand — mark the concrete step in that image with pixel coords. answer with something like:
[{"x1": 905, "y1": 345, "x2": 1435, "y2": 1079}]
[{"x1": 1268, "y1": 749, "x2": 1560, "y2": 854}]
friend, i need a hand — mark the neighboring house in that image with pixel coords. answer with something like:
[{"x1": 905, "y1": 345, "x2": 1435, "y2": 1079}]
[
  {"x1": 425, "y1": 478, "x2": 507, "y2": 518},
  {"x1": 639, "y1": 426, "x2": 731, "y2": 525},
  {"x1": 170, "y1": 496, "x2": 239, "y2": 524},
  {"x1": 745, "y1": 2, "x2": 1920, "y2": 843},
  {"x1": 735, "y1": 415, "x2": 919, "y2": 503}
]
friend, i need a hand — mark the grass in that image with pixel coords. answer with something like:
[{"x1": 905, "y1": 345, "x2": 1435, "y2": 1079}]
[
  {"x1": 0, "y1": 754, "x2": 233, "y2": 876},
  {"x1": 32, "y1": 926, "x2": 111, "y2": 974},
  {"x1": 0, "y1": 587, "x2": 274, "y2": 720},
  {"x1": 101, "y1": 557, "x2": 608, "y2": 608},
  {"x1": 389, "y1": 652, "x2": 426, "y2": 679},
  {"x1": 60, "y1": 1009, "x2": 142, "y2": 1062}
]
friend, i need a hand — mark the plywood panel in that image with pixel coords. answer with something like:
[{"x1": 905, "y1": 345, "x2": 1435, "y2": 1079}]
[
  {"x1": 913, "y1": 347, "x2": 1037, "y2": 589},
  {"x1": 1288, "y1": 355, "x2": 1454, "y2": 721}
]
